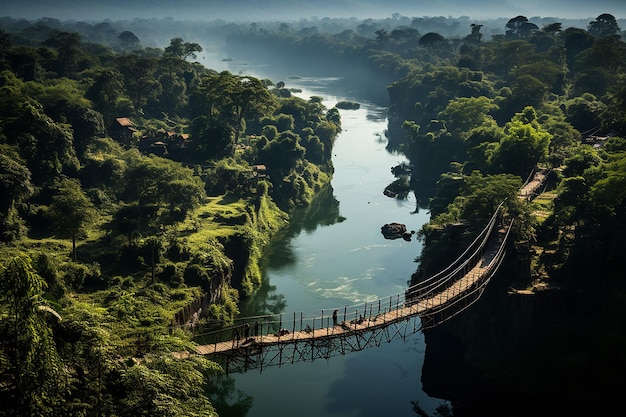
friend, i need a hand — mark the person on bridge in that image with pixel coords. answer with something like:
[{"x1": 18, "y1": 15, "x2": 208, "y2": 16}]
[{"x1": 333, "y1": 309, "x2": 338, "y2": 326}]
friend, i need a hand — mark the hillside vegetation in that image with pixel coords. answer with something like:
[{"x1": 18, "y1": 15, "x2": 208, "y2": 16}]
[
  {"x1": 1, "y1": 11, "x2": 626, "y2": 416},
  {"x1": 0, "y1": 19, "x2": 340, "y2": 416}
]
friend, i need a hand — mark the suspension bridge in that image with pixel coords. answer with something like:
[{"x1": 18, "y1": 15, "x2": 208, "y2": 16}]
[{"x1": 185, "y1": 169, "x2": 546, "y2": 374}]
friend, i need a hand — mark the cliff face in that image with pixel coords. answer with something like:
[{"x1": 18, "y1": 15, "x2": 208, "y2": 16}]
[{"x1": 420, "y1": 257, "x2": 624, "y2": 416}]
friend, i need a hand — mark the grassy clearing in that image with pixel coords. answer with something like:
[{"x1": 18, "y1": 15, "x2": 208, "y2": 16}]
[
  {"x1": 531, "y1": 191, "x2": 557, "y2": 224},
  {"x1": 179, "y1": 195, "x2": 251, "y2": 250}
]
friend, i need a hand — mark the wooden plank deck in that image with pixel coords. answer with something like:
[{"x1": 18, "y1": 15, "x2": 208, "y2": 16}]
[
  {"x1": 194, "y1": 228, "x2": 505, "y2": 357},
  {"x1": 520, "y1": 169, "x2": 549, "y2": 200}
]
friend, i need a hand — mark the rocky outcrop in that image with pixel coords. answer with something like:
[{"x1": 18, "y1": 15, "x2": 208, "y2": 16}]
[{"x1": 381, "y1": 222, "x2": 414, "y2": 241}]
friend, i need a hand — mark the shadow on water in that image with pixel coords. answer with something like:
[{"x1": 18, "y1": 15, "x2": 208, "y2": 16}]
[
  {"x1": 265, "y1": 184, "x2": 343, "y2": 271},
  {"x1": 239, "y1": 184, "x2": 342, "y2": 317},
  {"x1": 205, "y1": 376, "x2": 254, "y2": 417}
]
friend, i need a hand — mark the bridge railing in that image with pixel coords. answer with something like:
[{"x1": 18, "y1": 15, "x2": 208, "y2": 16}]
[
  {"x1": 405, "y1": 201, "x2": 505, "y2": 300},
  {"x1": 413, "y1": 218, "x2": 513, "y2": 329},
  {"x1": 191, "y1": 205, "x2": 515, "y2": 352},
  {"x1": 193, "y1": 293, "x2": 412, "y2": 351}
]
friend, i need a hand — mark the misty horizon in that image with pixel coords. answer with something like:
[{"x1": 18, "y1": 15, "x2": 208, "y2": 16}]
[{"x1": 2, "y1": 0, "x2": 625, "y2": 22}]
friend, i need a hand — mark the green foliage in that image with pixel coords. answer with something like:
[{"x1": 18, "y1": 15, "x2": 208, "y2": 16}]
[
  {"x1": 48, "y1": 177, "x2": 98, "y2": 261},
  {"x1": 4, "y1": 13, "x2": 626, "y2": 415},
  {"x1": 117, "y1": 355, "x2": 219, "y2": 417},
  {"x1": 0, "y1": 255, "x2": 67, "y2": 416},
  {"x1": 0, "y1": 152, "x2": 33, "y2": 241},
  {"x1": 438, "y1": 96, "x2": 497, "y2": 135},
  {"x1": 206, "y1": 288, "x2": 240, "y2": 327},
  {"x1": 488, "y1": 109, "x2": 551, "y2": 176},
  {"x1": 164, "y1": 37, "x2": 203, "y2": 61}
]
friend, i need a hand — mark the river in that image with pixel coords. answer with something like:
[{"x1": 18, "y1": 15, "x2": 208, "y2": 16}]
[{"x1": 201, "y1": 57, "x2": 448, "y2": 416}]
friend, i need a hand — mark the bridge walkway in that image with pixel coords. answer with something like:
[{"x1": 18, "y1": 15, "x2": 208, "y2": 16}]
[
  {"x1": 187, "y1": 168, "x2": 552, "y2": 369},
  {"x1": 194, "y1": 221, "x2": 510, "y2": 356}
]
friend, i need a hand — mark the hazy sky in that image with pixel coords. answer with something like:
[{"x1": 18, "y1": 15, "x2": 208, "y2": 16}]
[{"x1": 2, "y1": 0, "x2": 625, "y2": 21}]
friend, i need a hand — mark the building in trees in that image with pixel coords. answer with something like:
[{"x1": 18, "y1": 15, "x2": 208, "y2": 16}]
[{"x1": 108, "y1": 117, "x2": 138, "y2": 144}]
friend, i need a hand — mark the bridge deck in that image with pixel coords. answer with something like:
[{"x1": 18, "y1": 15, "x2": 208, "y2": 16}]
[
  {"x1": 520, "y1": 168, "x2": 549, "y2": 200},
  {"x1": 195, "y1": 227, "x2": 506, "y2": 356}
]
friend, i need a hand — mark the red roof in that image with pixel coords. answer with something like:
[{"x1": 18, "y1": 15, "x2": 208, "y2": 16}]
[{"x1": 116, "y1": 117, "x2": 135, "y2": 127}]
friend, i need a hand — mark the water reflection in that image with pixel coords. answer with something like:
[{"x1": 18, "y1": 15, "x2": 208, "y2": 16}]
[
  {"x1": 214, "y1": 69, "x2": 441, "y2": 416},
  {"x1": 205, "y1": 376, "x2": 253, "y2": 417}
]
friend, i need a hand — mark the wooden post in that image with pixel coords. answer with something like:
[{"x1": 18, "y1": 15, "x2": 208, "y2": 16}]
[
  {"x1": 292, "y1": 312, "x2": 296, "y2": 334},
  {"x1": 343, "y1": 306, "x2": 347, "y2": 323}
]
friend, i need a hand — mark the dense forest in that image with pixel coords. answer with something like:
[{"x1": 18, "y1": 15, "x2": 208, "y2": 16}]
[
  {"x1": 1, "y1": 10, "x2": 626, "y2": 416},
  {"x1": 0, "y1": 15, "x2": 343, "y2": 416}
]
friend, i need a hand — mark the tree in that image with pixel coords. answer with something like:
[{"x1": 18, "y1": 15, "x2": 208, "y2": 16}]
[
  {"x1": 588, "y1": 13, "x2": 620, "y2": 38},
  {"x1": 118, "y1": 55, "x2": 161, "y2": 113},
  {"x1": 122, "y1": 153, "x2": 206, "y2": 223},
  {"x1": 0, "y1": 29, "x2": 10, "y2": 61},
  {"x1": 116, "y1": 355, "x2": 219, "y2": 417},
  {"x1": 85, "y1": 67, "x2": 125, "y2": 123},
  {"x1": 601, "y1": 74, "x2": 626, "y2": 132},
  {"x1": 190, "y1": 116, "x2": 235, "y2": 159},
  {"x1": 563, "y1": 28, "x2": 596, "y2": 72},
  {"x1": 542, "y1": 22, "x2": 562, "y2": 35},
  {"x1": 562, "y1": 146, "x2": 601, "y2": 177},
  {"x1": 511, "y1": 74, "x2": 549, "y2": 108},
  {"x1": 0, "y1": 255, "x2": 67, "y2": 416},
  {"x1": 189, "y1": 72, "x2": 277, "y2": 153},
  {"x1": 227, "y1": 75, "x2": 277, "y2": 143},
  {"x1": 484, "y1": 40, "x2": 535, "y2": 77},
  {"x1": 489, "y1": 111, "x2": 551, "y2": 177},
  {"x1": 465, "y1": 23, "x2": 483, "y2": 44},
  {"x1": 419, "y1": 32, "x2": 448, "y2": 49},
  {"x1": 0, "y1": 153, "x2": 33, "y2": 241},
  {"x1": 48, "y1": 178, "x2": 97, "y2": 261},
  {"x1": 258, "y1": 131, "x2": 306, "y2": 178},
  {"x1": 164, "y1": 37, "x2": 203, "y2": 61},
  {"x1": 117, "y1": 30, "x2": 141, "y2": 51},
  {"x1": 43, "y1": 30, "x2": 82, "y2": 76},
  {"x1": 158, "y1": 72, "x2": 187, "y2": 116},
  {"x1": 55, "y1": 303, "x2": 120, "y2": 417},
  {"x1": 438, "y1": 96, "x2": 498, "y2": 134},
  {"x1": 505, "y1": 16, "x2": 539, "y2": 39}
]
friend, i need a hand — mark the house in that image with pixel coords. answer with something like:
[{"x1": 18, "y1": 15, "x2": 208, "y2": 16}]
[{"x1": 108, "y1": 117, "x2": 138, "y2": 144}]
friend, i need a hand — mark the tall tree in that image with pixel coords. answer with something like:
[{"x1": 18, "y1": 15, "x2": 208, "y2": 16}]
[
  {"x1": 419, "y1": 32, "x2": 447, "y2": 49},
  {"x1": 117, "y1": 30, "x2": 141, "y2": 51},
  {"x1": 588, "y1": 13, "x2": 620, "y2": 38},
  {"x1": 48, "y1": 178, "x2": 97, "y2": 261},
  {"x1": 226, "y1": 75, "x2": 277, "y2": 143},
  {"x1": 489, "y1": 111, "x2": 551, "y2": 177},
  {"x1": 164, "y1": 37, "x2": 203, "y2": 61},
  {"x1": 43, "y1": 30, "x2": 82, "y2": 76},
  {"x1": 0, "y1": 153, "x2": 33, "y2": 241},
  {"x1": 0, "y1": 255, "x2": 67, "y2": 416},
  {"x1": 505, "y1": 15, "x2": 539, "y2": 39},
  {"x1": 85, "y1": 67, "x2": 125, "y2": 124},
  {"x1": 118, "y1": 55, "x2": 161, "y2": 114}
]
